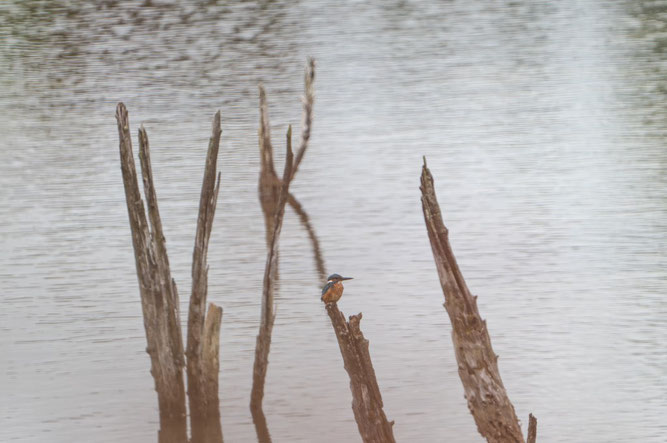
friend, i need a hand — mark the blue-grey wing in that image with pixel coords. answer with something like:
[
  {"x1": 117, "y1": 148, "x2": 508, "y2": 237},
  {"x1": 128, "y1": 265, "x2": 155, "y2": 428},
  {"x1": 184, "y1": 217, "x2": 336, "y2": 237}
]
[{"x1": 321, "y1": 281, "x2": 334, "y2": 296}]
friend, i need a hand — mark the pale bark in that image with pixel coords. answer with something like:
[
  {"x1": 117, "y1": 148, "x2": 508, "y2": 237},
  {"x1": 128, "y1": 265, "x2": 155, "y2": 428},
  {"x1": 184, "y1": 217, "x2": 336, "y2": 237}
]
[
  {"x1": 187, "y1": 111, "x2": 224, "y2": 443},
  {"x1": 420, "y1": 157, "x2": 534, "y2": 443},
  {"x1": 117, "y1": 104, "x2": 226, "y2": 443},
  {"x1": 116, "y1": 103, "x2": 187, "y2": 443},
  {"x1": 199, "y1": 303, "x2": 224, "y2": 443}
]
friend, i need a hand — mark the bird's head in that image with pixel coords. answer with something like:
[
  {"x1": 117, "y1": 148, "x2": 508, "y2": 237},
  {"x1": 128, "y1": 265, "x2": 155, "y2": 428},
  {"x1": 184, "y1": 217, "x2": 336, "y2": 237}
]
[{"x1": 327, "y1": 273, "x2": 353, "y2": 283}]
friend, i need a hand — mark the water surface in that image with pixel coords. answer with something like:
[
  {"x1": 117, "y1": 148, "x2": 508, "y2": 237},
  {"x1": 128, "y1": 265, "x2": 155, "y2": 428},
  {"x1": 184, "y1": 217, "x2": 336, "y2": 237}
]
[{"x1": 1, "y1": 1, "x2": 666, "y2": 442}]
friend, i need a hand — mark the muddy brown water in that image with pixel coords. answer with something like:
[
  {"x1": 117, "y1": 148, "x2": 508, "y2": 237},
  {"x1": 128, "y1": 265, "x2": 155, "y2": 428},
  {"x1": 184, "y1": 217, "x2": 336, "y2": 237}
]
[{"x1": 1, "y1": 1, "x2": 666, "y2": 442}]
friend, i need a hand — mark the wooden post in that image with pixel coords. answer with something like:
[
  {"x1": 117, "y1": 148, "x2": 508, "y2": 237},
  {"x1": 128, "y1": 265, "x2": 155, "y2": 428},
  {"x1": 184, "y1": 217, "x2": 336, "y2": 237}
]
[
  {"x1": 324, "y1": 303, "x2": 396, "y2": 443},
  {"x1": 116, "y1": 103, "x2": 187, "y2": 443},
  {"x1": 419, "y1": 157, "x2": 536, "y2": 443}
]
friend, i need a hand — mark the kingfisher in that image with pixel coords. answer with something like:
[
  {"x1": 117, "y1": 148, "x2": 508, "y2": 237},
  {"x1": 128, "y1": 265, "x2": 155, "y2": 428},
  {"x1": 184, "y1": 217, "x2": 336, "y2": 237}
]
[{"x1": 321, "y1": 273, "x2": 353, "y2": 303}]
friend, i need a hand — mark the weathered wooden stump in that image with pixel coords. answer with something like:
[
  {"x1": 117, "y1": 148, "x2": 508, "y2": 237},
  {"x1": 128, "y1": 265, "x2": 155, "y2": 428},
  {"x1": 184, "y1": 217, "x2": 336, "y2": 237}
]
[
  {"x1": 116, "y1": 104, "x2": 224, "y2": 443},
  {"x1": 420, "y1": 157, "x2": 536, "y2": 443},
  {"x1": 325, "y1": 303, "x2": 396, "y2": 443}
]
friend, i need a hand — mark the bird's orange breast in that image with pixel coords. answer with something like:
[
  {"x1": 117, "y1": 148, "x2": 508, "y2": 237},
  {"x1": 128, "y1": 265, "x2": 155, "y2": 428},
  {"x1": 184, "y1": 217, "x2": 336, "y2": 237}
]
[{"x1": 321, "y1": 282, "x2": 344, "y2": 303}]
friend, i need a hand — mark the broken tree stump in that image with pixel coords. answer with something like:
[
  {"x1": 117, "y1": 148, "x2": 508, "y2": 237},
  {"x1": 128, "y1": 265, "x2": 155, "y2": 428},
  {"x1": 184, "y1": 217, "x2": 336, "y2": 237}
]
[
  {"x1": 117, "y1": 103, "x2": 225, "y2": 443},
  {"x1": 419, "y1": 157, "x2": 536, "y2": 443},
  {"x1": 117, "y1": 103, "x2": 187, "y2": 443},
  {"x1": 527, "y1": 414, "x2": 537, "y2": 443},
  {"x1": 186, "y1": 111, "x2": 224, "y2": 443},
  {"x1": 324, "y1": 303, "x2": 396, "y2": 443}
]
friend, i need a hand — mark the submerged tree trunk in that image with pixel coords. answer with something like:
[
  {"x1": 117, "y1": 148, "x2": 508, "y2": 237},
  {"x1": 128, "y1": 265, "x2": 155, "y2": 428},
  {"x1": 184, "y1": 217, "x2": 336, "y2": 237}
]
[
  {"x1": 419, "y1": 158, "x2": 536, "y2": 443},
  {"x1": 117, "y1": 104, "x2": 225, "y2": 443},
  {"x1": 186, "y1": 112, "x2": 224, "y2": 443},
  {"x1": 116, "y1": 103, "x2": 187, "y2": 443},
  {"x1": 324, "y1": 303, "x2": 396, "y2": 443},
  {"x1": 197, "y1": 302, "x2": 224, "y2": 443}
]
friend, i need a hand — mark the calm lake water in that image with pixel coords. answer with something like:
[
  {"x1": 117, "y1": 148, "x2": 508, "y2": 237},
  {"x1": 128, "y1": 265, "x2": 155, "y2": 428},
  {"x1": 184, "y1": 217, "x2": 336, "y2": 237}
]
[{"x1": 1, "y1": 1, "x2": 666, "y2": 442}]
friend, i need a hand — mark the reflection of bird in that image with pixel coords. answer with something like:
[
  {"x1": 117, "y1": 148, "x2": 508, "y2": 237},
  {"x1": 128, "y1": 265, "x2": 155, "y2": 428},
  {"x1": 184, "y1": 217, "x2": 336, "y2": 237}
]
[{"x1": 321, "y1": 273, "x2": 353, "y2": 303}]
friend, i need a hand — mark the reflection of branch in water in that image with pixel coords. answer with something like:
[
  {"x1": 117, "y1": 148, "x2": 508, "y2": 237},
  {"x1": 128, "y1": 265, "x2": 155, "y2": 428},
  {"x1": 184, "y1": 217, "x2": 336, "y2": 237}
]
[
  {"x1": 251, "y1": 60, "x2": 317, "y2": 443},
  {"x1": 288, "y1": 192, "x2": 327, "y2": 282},
  {"x1": 250, "y1": 82, "x2": 278, "y2": 443},
  {"x1": 250, "y1": 402, "x2": 272, "y2": 443},
  {"x1": 251, "y1": 127, "x2": 294, "y2": 443},
  {"x1": 291, "y1": 58, "x2": 315, "y2": 180}
]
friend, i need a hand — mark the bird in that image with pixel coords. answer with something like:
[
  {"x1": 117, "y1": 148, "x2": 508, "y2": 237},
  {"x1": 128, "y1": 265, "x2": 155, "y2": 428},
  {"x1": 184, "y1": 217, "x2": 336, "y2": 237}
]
[{"x1": 321, "y1": 273, "x2": 353, "y2": 303}]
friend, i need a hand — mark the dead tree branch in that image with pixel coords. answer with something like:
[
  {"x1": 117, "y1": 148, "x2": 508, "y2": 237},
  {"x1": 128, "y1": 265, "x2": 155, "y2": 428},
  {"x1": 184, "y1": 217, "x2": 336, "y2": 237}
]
[
  {"x1": 250, "y1": 60, "x2": 321, "y2": 441},
  {"x1": 116, "y1": 103, "x2": 187, "y2": 443},
  {"x1": 419, "y1": 157, "x2": 534, "y2": 443},
  {"x1": 117, "y1": 104, "x2": 226, "y2": 443},
  {"x1": 526, "y1": 414, "x2": 537, "y2": 443},
  {"x1": 257, "y1": 85, "x2": 282, "y2": 247},
  {"x1": 287, "y1": 192, "x2": 327, "y2": 282},
  {"x1": 187, "y1": 111, "x2": 224, "y2": 443},
  {"x1": 291, "y1": 57, "x2": 315, "y2": 180},
  {"x1": 324, "y1": 303, "x2": 396, "y2": 443},
  {"x1": 257, "y1": 60, "x2": 321, "y2": 253},
  {"x1": 250, "y1": 126, "x2": 294, "y2": 443}
]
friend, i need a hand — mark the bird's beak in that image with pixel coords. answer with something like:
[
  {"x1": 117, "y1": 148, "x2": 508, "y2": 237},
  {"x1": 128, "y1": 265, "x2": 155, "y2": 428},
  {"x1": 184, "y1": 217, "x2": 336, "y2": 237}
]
[{"x1": 341, "y1": 277, "x2": 353, "y2": 281}]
